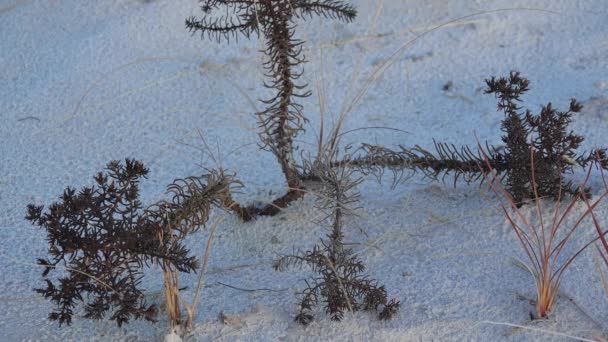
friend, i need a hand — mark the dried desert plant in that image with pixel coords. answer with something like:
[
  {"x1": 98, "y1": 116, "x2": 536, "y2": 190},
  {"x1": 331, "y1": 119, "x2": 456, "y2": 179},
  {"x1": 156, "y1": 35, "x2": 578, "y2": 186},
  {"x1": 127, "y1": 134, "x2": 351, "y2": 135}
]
[
  {"x1": 27, "y1": 159, "x2": 241, "y2": 328},
  {"x1": 26, "y1": 160, "x2": 195, "y2": 326},
  {"x1": 274, "y1": 150, "x2": 399, "y2": 324},
  {"x1": 479, "y1": 143, "x2": 608, "y2": 318},
  {"x1": 186, "y1": 0, "x2": 357, "y2": 219},
  {"x1": 338, "y1": 72, "x2": 608, "y2": 205},
  {"x1": 332, "y1": 140, "x2": 495, "y2": 187}
]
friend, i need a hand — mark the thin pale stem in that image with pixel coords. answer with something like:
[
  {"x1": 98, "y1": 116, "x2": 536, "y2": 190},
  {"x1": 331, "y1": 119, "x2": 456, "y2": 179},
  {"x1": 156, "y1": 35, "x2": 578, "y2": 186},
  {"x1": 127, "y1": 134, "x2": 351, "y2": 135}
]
[{"x1": 186, "y1": 218, "x2": 222, "y2": 329}]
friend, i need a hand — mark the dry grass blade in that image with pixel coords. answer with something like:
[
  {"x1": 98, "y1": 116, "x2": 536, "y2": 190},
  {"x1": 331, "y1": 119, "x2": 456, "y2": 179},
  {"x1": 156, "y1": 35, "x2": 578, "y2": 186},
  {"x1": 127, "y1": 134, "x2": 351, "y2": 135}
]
[
  {"x1": 477, "y1": 139, "x2": 608, "y2": 318},
  {"x1": 185, "y1": 217, "x2": 223, "y2": 330},
  {"x1": 162, "y1": 264, "x2": 182, "y2": 328},
  {"x1": 593, "y1": 250, "x2": 608, "y2": 300},
  {"x1": 581, "y1": 156, "x2": 608, "y2": 301}
]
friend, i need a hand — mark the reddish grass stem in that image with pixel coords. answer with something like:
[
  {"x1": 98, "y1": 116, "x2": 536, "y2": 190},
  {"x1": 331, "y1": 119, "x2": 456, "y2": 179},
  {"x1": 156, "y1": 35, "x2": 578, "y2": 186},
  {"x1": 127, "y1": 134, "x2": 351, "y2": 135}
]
[
  {"x1": 582, "y1": 155, "x2": 608, "y2": 288},
  {"x1": 478, "y1": 140, "x2": 608, "y2": 318}
]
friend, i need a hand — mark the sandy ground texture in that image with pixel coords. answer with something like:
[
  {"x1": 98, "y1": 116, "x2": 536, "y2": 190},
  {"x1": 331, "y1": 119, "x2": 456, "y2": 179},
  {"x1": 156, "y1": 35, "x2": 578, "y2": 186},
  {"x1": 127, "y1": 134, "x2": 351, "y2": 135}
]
[{"x1": 2, "y1": 0, "x2": 608, "y2": 341}]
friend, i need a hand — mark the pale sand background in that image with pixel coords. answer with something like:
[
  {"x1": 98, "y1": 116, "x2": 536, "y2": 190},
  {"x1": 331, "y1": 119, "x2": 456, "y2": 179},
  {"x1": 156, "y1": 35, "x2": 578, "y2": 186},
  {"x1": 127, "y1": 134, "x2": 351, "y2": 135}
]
[{"x1": 1, "y1": 0, "x2": 608, "y2": 340}]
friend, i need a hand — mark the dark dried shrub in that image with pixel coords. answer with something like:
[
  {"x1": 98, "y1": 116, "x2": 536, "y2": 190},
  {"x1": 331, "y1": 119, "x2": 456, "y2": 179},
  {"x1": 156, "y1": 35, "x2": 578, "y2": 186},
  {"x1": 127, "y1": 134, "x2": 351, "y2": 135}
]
[
  {"x1": 338, "y1": 72, "x2": 608, "y2": 205},
  {"x1": 483, "y1": 72, "x2": 607, "y2": 203},
  {"x1": 26, "y1": 159, "x2": 240, "y2": 327},
  {"x1": 274, "y1": 152, "x2": 399, "y2": 324},
  {"x1": 186, "y1": 0, "x2": 357, "y2": 219}
]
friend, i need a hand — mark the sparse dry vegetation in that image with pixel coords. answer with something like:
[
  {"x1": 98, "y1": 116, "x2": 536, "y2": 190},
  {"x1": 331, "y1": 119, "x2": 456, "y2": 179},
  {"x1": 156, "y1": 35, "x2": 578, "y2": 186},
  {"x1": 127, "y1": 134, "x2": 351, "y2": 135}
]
[
  {"x1": 22, "y1": 1, "x2": 608, "y2": 339},
  {"x1": 338, "y1": 72, "x2": 608, "y2": 205},
  {"x1": 479, "y1": 144, "x2": 608, "y2": 318},
  {"x1": 186, "y1": 0, "x2": 357, "y2": 220},
  {"x1": 274, "y1": 151, "x2": 399, "y2": 324},
  {"x1": 27, "y1": 160, "x2": 240, "y2": 328}
]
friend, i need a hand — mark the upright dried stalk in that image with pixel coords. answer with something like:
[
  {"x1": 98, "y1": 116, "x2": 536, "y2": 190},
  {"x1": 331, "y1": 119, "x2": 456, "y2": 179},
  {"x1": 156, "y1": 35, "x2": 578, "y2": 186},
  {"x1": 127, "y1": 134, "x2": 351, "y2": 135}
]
[
  {"x1": 162, "y1": 264, "x2": 182, "y2": 328},
  {"x1": 149, "y1": 170, "x2": 241, "y2": 328},
  {"x1": 184, "y1": 218, "x2": 221, "y2": 330},
  {"x1": 581, "y1": 157, "x2": 608, "y2": 299},
  {"x1": 275, "y1": 150, "x2": 399, "y2": 324},
  {"x1": 187, "y1": 0, "x2": 357, "y2": 218}
]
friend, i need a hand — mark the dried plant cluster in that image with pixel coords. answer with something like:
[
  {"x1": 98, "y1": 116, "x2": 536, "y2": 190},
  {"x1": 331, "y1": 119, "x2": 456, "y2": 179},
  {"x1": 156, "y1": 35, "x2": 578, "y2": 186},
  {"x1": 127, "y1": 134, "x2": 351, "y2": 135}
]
[
  {"x1": 274, "y1": 153, "x2": 399, "y2": 324},
  {"x1": 480, "y1": 145, "x2": 608, "y2": 318},
  {"x1": 483, "y1": 72, "x2": 607, "y2": 203},
  {"x1": 25, "y1": 0, "x2": 608, "y2": 333},
  {"x1": 187, "y1": 0, "x2": 357, "y2": 219},
  {"x1": 27, "y1": 159, "x2": 241, "y2": 327},
  {"x1": 339, "y1": 72, "x2": 608, "y2": 205}
]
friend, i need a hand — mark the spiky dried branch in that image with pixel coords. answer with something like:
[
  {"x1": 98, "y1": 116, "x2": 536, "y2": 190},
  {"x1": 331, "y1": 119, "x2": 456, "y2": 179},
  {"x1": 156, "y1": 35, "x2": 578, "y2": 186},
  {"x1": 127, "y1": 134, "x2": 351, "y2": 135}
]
[
  {"x1": 187, "y1": 0, "x2": 356, "y2": 218},
  {"x1": 484, "y1": 72, "x2": 608, "y2": 203},
  {"x1": 147, "y1": 169, "x2": 243, "y2": 238},
  {"x1": 334, "y1": 141, "x2": 506, "y2": 187},
  {"x1": 336, "y1": 72, "x2": 608, "y2": 205},
  {"x1": 275, "y1": 151, "x2": 399, "y2": 324}
]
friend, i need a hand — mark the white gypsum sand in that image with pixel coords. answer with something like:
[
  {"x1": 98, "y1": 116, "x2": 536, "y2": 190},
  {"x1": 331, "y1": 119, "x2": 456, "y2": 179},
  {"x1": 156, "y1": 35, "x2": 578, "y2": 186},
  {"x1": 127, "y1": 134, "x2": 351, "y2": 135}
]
[{"x1": 1, "y1": 0, "x2": 608, "y2": 341}]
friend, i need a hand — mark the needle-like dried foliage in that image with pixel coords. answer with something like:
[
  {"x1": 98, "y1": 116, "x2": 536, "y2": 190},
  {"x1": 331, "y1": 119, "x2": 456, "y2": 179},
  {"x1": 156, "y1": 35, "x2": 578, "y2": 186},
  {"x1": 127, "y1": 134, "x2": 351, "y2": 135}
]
[
  {"x1": 484, "y1": 72, "x2": 607, "y2": 203},
  {"x1": 338, "y1": 72, "x2": 607, "y2": 205},
  {"x1": 26, "y1": 160, "x2": 183, "y2": 326},
  {"x1": 186, "y1": 0, "x2": 357, "y2": 218},
  {"x1": 147, "y1": 169, "x2": 242, "y2": 240},
  {"x1": 333, "y1": 141, "x2": 503, "y2": 187},
  {"x1": 274, "y1": 151, "x2": 399, "y2": 324},
  {"x1": 26, "y1": 159, "x2": 241, "y2": 327}
]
